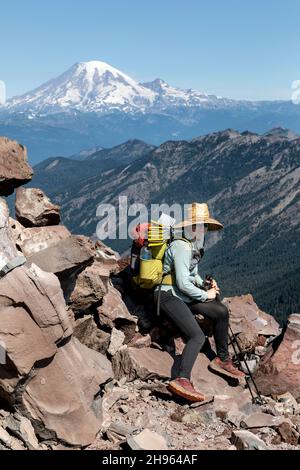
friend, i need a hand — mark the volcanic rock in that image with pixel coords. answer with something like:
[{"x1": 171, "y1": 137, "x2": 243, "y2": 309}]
[
  {"x1": 15, "y1": 187, "x2": 60, "y2": 227},
  {"x1": 224, "y1": 294, "x2": 280, "y2": 351},
  {"x1": 0, "y1": 138, "x2": 33, "y2": 196},
  {"x1": 97, "y1": 284, "x2": 137, "y2": 341},
  {"x1": 255, "y1": 314, "x2": 300, "y2": 400}
]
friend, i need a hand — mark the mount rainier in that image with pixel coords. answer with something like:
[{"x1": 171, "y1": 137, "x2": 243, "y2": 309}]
[
  {"x1": 1, "y1": 60, "x2": 300, "y2": 163},
  {"x1": 4, "y1": 60, "x2": 238, "y2": 114}
]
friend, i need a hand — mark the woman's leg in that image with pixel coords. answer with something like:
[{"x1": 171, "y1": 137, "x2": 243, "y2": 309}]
[
  {"x1": 157, "y1": 290, "x2": 206, "y2": 380},
  {"x1": 188, "y1": 299, "x2": 229, "y2": 361}
]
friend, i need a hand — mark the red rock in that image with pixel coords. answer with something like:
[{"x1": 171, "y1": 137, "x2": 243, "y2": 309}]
[
  {"x1": 15, "y1": 187, "x2": 60, "y2": 227},
  {"x1": 95, "y1": 240, "x2": 120, "y2": 273},
  {"x1": 174, "y1": 337, "x2": 186, "y2": 355},
  {"x1": 0, "y1": 304, "x2": 57, "y2": 397},
  {"x1": 0, "y1": 200, "x2": 21, "y2": 271},
  {"x1": 0, "y1": 138, "x2": 33, "y2": 196},
  {"x1": 276, "y1": 422, "x2": 299, "y2": 446},
  {"x1": 117, "y1": 256, "x2": 130, "y2": 273},
  {"x1": 112, "y1": 345, "x2": 250, "y2": 403},
  {"x1": 9, "y1": 217, "x2": 24, "y2": 244},
  {"x1": 21, "y1": 338, "x2": 113, "y2": 446},
  {"x1": 27, "y1": 235, "x2": 94, "y2": 277},
  {"x1": 69, "y1": 261, "x2": 108, "y2": 314},
  {"x1": 0, "y1": 425, "x2": 26, "y2": 450},
  {"x1": 255, "y1": 314, "x2": 300, "y2": 399},
  {"x1": 17, "y1": 225, "x2": 71, "y2": 257},
  {"x1": 112, "y1": 347, "x2": 174, "y2": 381},
  {"x1": 224, "y1": 294, "x2": 280, "y2": 351},
  {"x1": 97, "y1": 285, "x2": 137, "y2": 341},
  {"x1": 127, "y1": 333, "x2": 152, "y2": 349},
  {"x1": 0, "y1": 263, "x2": 113, "y2": 446},
  {"x1": 5, "y1": 414, "x2": 39, "y2": 450},
  {"x1": 291, "y1": 416, "x2": 300, "y2": 434},
  {"x1": 127, "y1": 429, "x2": 168, "y2": 450},
  {"x1": 241, "y1": 412, "x2": 283, "y2": 429},
  {"x1": 191, "y1": 354, "x2": 249, "y2": 399},
  {"x1": 108, "y1": 328, "x2": 125, "y2": 356},
  {"x1": 231, "y1": 430, "x2": 267, "y2": 450},
  {"x1": 1, "y1": 200, "x2": 113, "y2": 446},
  {"x1": 0, "y1": 263, "x2": 73, "y2": 344},
  {"x1": 73, "y1": 315, "x2": 111, "y2": 354}
]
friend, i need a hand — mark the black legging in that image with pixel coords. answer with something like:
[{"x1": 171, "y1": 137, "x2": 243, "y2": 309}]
[{"x1": 155, "y1": 290, "x2": 229, "y2": 380}]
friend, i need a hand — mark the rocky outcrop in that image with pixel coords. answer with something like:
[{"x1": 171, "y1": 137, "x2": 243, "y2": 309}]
[
  {"x1": 0, "y1": 263, "x2": 113, "y2": 446},
  {"x1": 9, "y1": 217, "x2": 24, "y2": 244},
  {"x1": 112, "y1": 345, "x2": 249, "y2": 400},
  {"x1": 127, "y1": 429, "x2": 168, "y2": 450},
  {"x1": 0, "y1": 197, "x2": 113, "y2": 447},
  {"x1": 27, "y1": 235, "x2": 94, "y2": 275},
  {"x1": 97, "y1": 285, "x2": 137, "y2": 341},
  {"x1": 0, "y1": 138, "x2": 33, "y2": 196},
  {"x1": 15, "y1": 187, "x2": 60, "y2": 227},
  {"x1": 0, "y1": 263, "x2": 73, "y2": 351},
  {"x1": 112, "y1": 347, "x2": 174, "y2": 382},
  {"x1": 95, "y1": 240, "x2": 120, "y2": 273},
  {"x1": 21, "y1": 338, "x2": 112, "y2": 445},
  {"x1": 16, "y1": 225, "x2": 71, "y2": 257},
  {"x1": 73, "y1": 316, "x2": 111, "y2": 354},
  {"x1": 3, "y1": 413, "x2": 39, "y2": 450},
  {"x1": 0, "y1": 199, "x2": 21, "y2": 271},
  {"x1": 255, "y1": 314, "x2": 300, "y2": 400},
  {"x1": 231, "y1": 430, "x2": 268, "y2": 450},
  {"x1": 26, "y1": 235, "x2": 95, "y2": 300},
  {"x1": 224, "y1": 294, "x2": 280, "y2": 351},
  {"x1": 69, "y1": 261, "x2": 108, "y2": 314}
]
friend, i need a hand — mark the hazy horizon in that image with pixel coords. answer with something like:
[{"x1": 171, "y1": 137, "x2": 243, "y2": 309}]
[{"x1": 0, "y1": 0, "x2": 299, "y2": 101}]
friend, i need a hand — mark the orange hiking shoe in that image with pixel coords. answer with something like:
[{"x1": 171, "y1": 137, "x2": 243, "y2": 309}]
[
  {"x1": 168, "y1": 378, "x2": 207, "y2": 403},
  {"x1": 209, "y1": 357, "x2": 246, "y2": 380}
]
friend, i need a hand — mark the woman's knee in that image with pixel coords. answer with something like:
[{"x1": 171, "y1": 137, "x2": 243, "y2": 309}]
[
  {"x1": 190, "y1": 326, "x2": 205, "y2": 344},
  {"x1": 215, "y1": 303, "x2": 229, "y2": 321}
]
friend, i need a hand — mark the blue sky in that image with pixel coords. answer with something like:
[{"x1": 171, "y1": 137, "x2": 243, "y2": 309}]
[{"x1": 0, "y1": 0, "x2": 299, "y2": 100}]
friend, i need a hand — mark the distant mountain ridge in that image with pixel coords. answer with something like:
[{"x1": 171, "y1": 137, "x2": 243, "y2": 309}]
[
  {"x1": 30, "y1": 139, "x2": 155, "y2": 195},
  {"x1": 1, "y1": 61, "x2": 300, "y2": 164},
  {"x1": 71, "y1": 145, "x2": 104, "y2": 160},
  {"x1": 3, "y1": 61, "x2": 238, "y2": 115},
  {"x1": 31, "y1": 127, "x2": 300, "y2": 320}
]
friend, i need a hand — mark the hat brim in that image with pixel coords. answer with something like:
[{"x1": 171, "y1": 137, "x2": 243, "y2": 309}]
[{"x1": 175, "y1": 217, "x2": 223, "y2": 231}]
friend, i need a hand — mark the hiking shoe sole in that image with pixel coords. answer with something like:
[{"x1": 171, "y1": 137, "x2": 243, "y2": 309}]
[
  {"x1": 168, "y1": 381, "x2": 206, "y2": 403},
  {"x1": 209, "y1": 360, "x2": 245, "y2": 381}
]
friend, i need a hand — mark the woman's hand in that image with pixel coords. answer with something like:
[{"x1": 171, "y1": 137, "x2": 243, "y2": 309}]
[
  {"x1": 206, "y1": 287, "x2": 219, "y2": 300},
  {"x1": 211, "y1": 278, "x2": 219, "y2": 290}
]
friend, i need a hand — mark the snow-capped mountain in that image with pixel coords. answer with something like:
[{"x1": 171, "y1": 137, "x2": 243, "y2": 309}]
[
  {"x1": 141, "y1": 78, "x2": 236, "y2": 108},
  {"x1": 4, "y1": 60, "x2": 236, "y2": 115},
  {"x1": 5, "y1": 61, "x2": 156, "y2": 114},
  {"x1": 1, "y1": 60, "x2": 300, "y2": 164}
]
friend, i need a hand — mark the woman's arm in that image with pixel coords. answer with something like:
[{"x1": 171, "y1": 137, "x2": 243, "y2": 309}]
[
  {"x1": 194, "y1": 273, "x2": 204, "y2": 288},
  {"x1": 173, "y1": 241, "x2": 208, "y2": 302}
]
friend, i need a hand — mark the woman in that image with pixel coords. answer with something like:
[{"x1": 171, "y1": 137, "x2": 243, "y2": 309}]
[{"x1": 155, "y1": 203, "x2": 245, "y2": 403}]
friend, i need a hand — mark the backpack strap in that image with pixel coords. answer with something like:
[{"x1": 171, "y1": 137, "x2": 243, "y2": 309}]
[
  {"x1": 156, "y1": 238, "x2": 192, "y2": 317},
  {"x1": 160, "y1": 237, "x2": 192, "y2": 286}
]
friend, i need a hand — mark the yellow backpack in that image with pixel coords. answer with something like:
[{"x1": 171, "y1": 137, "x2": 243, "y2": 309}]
[
  {"x1": 132, "y1": 221, "x2": 167, "y2": 289},
  {"x1": 132, "y1": 221, "x2": 190, "y2": 289}
]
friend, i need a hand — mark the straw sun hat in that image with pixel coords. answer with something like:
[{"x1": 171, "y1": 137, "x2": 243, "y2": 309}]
[{"x1": 175, "y1": 203, "x2": 223, "y2": 231}]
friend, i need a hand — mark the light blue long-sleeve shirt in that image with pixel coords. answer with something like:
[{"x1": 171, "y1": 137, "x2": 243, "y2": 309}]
[{"x1": 159, "y1": 239, "x2": 208, "y2": 303}]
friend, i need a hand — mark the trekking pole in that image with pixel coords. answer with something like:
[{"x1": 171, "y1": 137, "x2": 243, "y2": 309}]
[
  {"x1": 228, "y1": 324, "x2": 264, "y2": 405},
  {"x1": 156, "y1": 278, "x2": 163, "y2": 318},
  {"x1": 228, "y1": 327, "x2": 257, "y2": 403}
]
